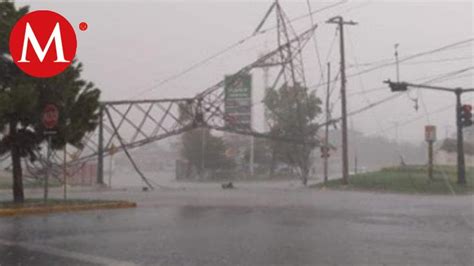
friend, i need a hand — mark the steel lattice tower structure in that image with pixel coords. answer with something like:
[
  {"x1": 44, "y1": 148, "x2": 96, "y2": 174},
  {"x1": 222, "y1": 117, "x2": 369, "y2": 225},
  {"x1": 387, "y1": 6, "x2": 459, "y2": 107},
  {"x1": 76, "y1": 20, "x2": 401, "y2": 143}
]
[{"x1": 16, "y1": 1, "x2": 320, "y2": 188}]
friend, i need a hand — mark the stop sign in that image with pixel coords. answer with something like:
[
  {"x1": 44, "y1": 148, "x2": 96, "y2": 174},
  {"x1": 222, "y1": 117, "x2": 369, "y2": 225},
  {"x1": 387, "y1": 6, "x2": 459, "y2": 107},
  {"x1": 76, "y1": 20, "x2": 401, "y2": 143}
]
[{"x1": 42, "y1": 104, "x2": 59, "y2": 129}]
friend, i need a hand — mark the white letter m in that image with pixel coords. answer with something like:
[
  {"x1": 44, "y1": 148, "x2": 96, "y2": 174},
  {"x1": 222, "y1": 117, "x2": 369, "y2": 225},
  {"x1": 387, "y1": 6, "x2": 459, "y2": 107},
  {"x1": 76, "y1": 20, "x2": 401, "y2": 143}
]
[{"x1": 18, "y1": 22, "x2": 69, "y2": 63}]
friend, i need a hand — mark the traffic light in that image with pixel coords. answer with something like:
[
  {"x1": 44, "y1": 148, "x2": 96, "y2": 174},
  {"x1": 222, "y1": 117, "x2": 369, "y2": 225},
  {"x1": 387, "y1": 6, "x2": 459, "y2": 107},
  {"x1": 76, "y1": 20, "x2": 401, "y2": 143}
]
[
  {"x1": 460, "y1": 104, "x2": 473, "y2": 127},
  {"x1": 387, "y1": 81, "x2": 408, "y2": 92}
]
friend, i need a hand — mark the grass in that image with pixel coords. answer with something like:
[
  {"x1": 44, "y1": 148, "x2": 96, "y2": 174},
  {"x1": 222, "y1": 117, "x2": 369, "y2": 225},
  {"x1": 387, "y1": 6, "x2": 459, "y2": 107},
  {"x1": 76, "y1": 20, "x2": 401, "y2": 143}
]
[
  {"x1": 0, "y1": 199, "x2": 137, "y2": 216},
  {"x1": 318, "y1": 165, "x2": 474, "y2": 195},
  {"x1": 0, "y1": 199, "x2": 113, "y2": 208}
]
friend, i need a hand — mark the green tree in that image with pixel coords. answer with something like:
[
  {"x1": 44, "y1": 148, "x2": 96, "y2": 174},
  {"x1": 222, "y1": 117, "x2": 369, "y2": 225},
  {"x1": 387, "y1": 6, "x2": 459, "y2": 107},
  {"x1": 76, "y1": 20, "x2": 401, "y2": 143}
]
[
  {"x1": 181, "y1": 128, "x2": 234, "y2": 173},
  {"x1": 0, "y1": 2, "x2": 101, "y2": 203},
  {"x1": 264, "y1": 83, "x2": 321, "y2": 185},
  {"x1": 178, "y1": 103, "x2": 234, "y2": 177}
]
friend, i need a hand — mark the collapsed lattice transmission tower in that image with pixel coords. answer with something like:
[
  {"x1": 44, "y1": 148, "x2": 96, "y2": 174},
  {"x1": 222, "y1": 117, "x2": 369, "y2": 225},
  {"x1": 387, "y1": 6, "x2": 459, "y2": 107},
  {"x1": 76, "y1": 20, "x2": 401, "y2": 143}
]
[{"x1": 21, "y1": 1, "x2": 320, "y2": 188}]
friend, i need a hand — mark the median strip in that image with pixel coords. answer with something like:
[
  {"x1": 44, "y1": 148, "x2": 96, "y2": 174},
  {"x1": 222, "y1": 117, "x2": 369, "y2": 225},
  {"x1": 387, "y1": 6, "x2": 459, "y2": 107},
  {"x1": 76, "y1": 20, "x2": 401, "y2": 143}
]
[{"x1": 0, "y1": 199, "x2": 137, "y2": 217}]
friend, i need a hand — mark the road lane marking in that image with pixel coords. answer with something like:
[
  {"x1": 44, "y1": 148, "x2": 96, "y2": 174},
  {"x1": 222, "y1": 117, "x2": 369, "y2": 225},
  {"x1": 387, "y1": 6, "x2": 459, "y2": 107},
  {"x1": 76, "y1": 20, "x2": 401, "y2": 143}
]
[{"x1": 0, "y1": 238, "x2": 138, "y2": 266}]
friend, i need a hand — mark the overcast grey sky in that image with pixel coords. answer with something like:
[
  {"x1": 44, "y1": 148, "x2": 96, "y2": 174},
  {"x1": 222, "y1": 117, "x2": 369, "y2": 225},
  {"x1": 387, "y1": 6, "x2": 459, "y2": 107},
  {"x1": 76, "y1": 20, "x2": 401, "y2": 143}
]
[{"x1": 17, "y1": 0, "x2": 474, "y2": 143}]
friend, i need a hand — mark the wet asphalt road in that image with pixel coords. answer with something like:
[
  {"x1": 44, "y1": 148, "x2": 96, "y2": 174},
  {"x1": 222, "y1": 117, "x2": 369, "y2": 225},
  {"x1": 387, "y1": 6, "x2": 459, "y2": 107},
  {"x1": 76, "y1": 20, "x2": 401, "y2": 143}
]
[{"x1": 0, "y1": 186, "x2": 473, "y2": 265}]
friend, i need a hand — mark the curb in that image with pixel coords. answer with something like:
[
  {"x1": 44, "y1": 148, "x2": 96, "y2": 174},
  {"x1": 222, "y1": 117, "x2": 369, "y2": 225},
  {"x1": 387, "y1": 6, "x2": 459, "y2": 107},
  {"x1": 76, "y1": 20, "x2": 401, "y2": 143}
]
[{"x1": 0, "y1": 201, "x2": 137, "y2": 217}]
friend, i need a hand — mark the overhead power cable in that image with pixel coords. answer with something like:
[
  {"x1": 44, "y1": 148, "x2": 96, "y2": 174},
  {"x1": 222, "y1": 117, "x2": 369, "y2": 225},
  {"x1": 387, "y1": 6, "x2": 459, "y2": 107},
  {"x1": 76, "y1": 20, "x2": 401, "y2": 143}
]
[
  {"x1": 325, "y1": 29, "x2": 339, "y2": 63},
  {"x1": 319, "y1": 92, "x2": 404, "y2": 129},
  {"x1": 257, "y1": 0, "x2": 349, "y2": 34},
  {"x1": 371, "y1": 97, "x2": 473, "y2": 136},
  {"x1": 321, "y1": 65, "x2": 474, "y2": 128},
  {"x1": 346, "y1": 38, "x2": 474, "y2": 79},
  {"x1": 347, "y1": 31, "x2": 387, "y2": 136},
  {"x1": 132, "y1": 35, "x2": 254, "y2": 99},
  {"x1": 422, "y1": 66, "x2": 474, "y2": 84},
  {"x1": 306, "y1": 0, "x2": 325, "y2": 86},
  {"x1": 309, "y1": 38, "x2": 474, "y2": 91},
  {"x1": 132, "y1": 0, "x2": 349, "y2": 99},
  {"x1": 346, "y1": 66, "x2": 474, "y2": 97},
  {"x1": 349, "y1": 55, "x2": 474, "y2": 68}
]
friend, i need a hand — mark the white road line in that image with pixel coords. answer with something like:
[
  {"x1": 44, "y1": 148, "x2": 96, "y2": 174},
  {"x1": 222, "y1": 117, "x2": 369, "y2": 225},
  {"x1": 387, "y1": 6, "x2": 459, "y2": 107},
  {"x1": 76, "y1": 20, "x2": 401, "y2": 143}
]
[{"x1": 0, "y1": 238, "x2": 138, "y2": 266}]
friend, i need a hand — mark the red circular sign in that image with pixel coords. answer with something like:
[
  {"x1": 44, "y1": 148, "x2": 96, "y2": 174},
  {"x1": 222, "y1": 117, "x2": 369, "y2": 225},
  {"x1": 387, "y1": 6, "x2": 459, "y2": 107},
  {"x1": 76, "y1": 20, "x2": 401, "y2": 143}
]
[
  {"x1": 9, "y1": 10, "x2": 77, "y2": 78},
  {"x1": 42, "y1": 104, "x2": 59, "y2": 129}
]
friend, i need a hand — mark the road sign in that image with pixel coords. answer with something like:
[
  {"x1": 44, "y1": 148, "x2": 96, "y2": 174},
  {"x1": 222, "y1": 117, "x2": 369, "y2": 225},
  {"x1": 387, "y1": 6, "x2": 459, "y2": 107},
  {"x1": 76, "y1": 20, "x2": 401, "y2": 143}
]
[
  {"x1": 224, "y1": 73, "x2": 252, "y2": 129},
  {"x1": 425, "y1": 125, "x2": 436, "y2": 142},
  {"x1": 42, "y1": 104, "x2": 59, "y2": 130}
]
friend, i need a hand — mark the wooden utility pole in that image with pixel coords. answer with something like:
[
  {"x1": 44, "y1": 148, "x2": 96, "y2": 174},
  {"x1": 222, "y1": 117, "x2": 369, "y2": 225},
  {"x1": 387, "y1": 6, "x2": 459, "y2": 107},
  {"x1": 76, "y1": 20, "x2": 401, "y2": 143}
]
[
  {"x1": 425, "y1": 125, "x2": 437, "y2": 181},
  {"x1": 324, "y1": 62, "x2": 331, "y2": 184},
  {"x1": 326, "y1": 16, "x2": 357, "y2": 185},
  {"x1": 428, "y1": 141, "x2": 434, "y2": 180}
]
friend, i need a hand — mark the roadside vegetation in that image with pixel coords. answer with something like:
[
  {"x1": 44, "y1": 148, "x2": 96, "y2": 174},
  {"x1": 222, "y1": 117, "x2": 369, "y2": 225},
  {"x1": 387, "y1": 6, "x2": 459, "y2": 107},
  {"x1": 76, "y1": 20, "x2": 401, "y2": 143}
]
[
  {"x1": 1, "y1": 2, "x2": 101, "y2": 203},
  {"x1": 0, "y1": 199, "x2": 106, "y2": 208},
  {"x1": 318, "y1": 165, "x2": 474, "y2": 195},
  {"x1": 0, "y1": 199, "x2": 136, "y2": 216}
]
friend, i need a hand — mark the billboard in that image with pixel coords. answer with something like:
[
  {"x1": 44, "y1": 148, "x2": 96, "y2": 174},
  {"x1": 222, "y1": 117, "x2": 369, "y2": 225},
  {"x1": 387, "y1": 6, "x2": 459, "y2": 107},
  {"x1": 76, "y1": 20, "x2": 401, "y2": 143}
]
[{"x1": 224, "y1": 73, "x2": 252, "y2": 129}]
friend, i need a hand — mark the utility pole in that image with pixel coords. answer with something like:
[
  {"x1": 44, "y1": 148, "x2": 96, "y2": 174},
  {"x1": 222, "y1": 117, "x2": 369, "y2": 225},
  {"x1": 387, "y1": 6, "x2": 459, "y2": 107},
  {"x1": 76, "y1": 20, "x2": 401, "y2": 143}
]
[
  {"x1": 250, "y1": 129, "x2": 255, "y2": 177},
  {"x1": 44, "y1": 135, "x2": 52, "y2": 203},
  {"x1": 428, "y1": 140, "x2": 434, "y2": 180},
  {"x1": 201, "y1": 128, "x2": 206, "y2": 176},
  {"x1": 425, "y1": 125, "x2": 437, "y2": 181},
  {"x1": 324, "y1": 62, "x2": 331, "y2": 184},
  {"x1": 262, "y1": 55, "x2": 270, "y2": 176},
  {"x1": 351, "y1": 118, "x2": 358, "y2": 174},
  {"x1": 326, "y1": 16, "x2": 357, "y2": 185},
  {"x1": 385, "y1": 81, "x2": 474, "y2": 184},
  {"x1": 63, "y1": 144, "x2": 67, "y2": 200},
  {"x1": 97, "y1": 105, "x2": 104, "y2": 185},
  {"x1": 455, "y1": 89, "x2": 466, "y2": 184}
]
